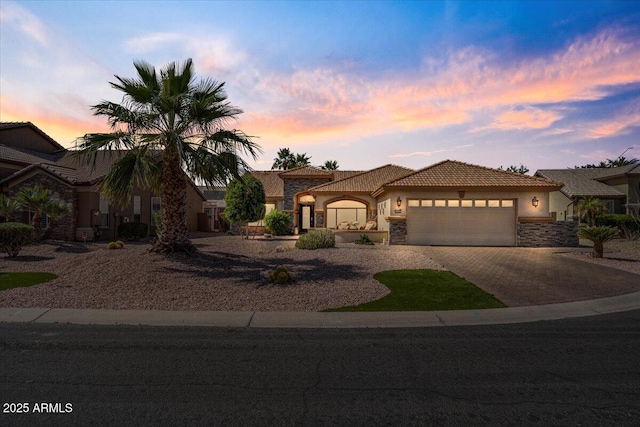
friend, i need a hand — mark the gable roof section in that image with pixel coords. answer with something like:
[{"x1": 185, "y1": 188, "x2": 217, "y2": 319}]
[
  {"x1": 249, "y1": 171, "x2": 284, "y2": 198},
  {"x1": 278, "y1": 166, "x2": 333, "y2": 178},
  {"x1": 0, "y1": 144, "x2": 64, "y2": 165},
  {"x1": 0, "y1": 122, "x2": 66, "y2": 151},
  {"x1": 592, "y1": 163, "x2": 640, "y2": 180},
  {"x1": 310, "y1": 164, "x2": 414, "y2": 193},
  {"x1": 535, "y1": 169, "x2": 626, "y2": 198},
  {"x1": 374, "y1": 160, "x2": 562, "y2": 197}
]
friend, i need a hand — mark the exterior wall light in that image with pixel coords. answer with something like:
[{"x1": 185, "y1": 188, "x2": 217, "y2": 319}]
[
  {"x1": 532, "y1": 196, "x2": 539, "y2": 208},
  {"x1": 396, "y1": 197, "x2": 402, "y2": 208}
]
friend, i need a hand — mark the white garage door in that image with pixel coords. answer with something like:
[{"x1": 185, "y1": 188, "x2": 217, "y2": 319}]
[{"x1": 407, "y1": 199, "x2": 516, "y2": 246}]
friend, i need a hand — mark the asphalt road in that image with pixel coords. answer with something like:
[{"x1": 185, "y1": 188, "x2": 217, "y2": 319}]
[{"x1": 1, "y1": 311, "x2": 640, "y2": 426}]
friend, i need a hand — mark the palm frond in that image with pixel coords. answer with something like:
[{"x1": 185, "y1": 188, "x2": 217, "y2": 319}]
[{"x1": 97, "y1": 148, "x2": 162, "y2": 206}]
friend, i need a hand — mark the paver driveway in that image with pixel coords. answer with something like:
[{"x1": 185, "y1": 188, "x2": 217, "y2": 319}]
[{"x1": 424, "y1": 247, "x2": 640, "y2": 306}]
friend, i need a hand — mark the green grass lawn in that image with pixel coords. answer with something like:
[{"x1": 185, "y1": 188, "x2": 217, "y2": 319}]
[
  {"x1": 0, "y1": 272, "x2": 58, "y2": 291},
  {"x1": 324, "y1": 269, "x2": 506, "y2": 312}
]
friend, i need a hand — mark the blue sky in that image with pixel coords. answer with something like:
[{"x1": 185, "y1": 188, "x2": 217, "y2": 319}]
[{"x1": 1, "y1": 0, "x2": 639, "y2": 173}]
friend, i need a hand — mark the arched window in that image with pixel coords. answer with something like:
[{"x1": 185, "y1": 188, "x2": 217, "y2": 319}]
[{"x1": 326, "y1": 200, "x2": 367, "y2": 228}]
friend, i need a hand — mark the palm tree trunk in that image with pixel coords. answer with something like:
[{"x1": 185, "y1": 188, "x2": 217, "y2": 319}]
[
  {"x1": 592, "y1": 242, "x2": 604, "y2": 258},
  {"x1": 32, "y1": 212, "x2": 43, "y2": 240},
  {"x1": 151, "y1": 147, "x2": 195, "y2": 254}
]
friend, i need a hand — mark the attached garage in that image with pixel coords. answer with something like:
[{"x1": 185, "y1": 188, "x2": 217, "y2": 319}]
[{"x1": 406, "y1": 198, "x2": 516, "y2": 246}]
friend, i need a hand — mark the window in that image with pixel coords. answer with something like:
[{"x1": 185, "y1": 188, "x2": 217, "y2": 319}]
[
  {"x1": 488, "y1": 200, "x2": 500, "y2": 207},
  {"x1": 99, "y1": 195, "x2": 110, "y2": 227},
  {"x1": 475, "y1": 200, "x2": 486, "y2": 207},
  {"x1": 421, "y1": 200, "x2": 432, "y2": 207},
  {"x1": 434, "y1": 200, "x2": 446, "y2": 207},
  {"x1": 501, "y1": 200, "x2": 514, "y2": 208},
  {"x1": 408, "y1": 200, "x2": 420, "y2": 207},
  {"x1": 448, "y1": 200, "x2": 460, "y2": 207},
  {"x1": 151, "y1": 197, "x2": 162, "y2": 226},
  {"x1": 461, "y1": 200, "x2": 473, "y2": 207},
  {"x1": 133, "y1": 196, "x2": 141, "y2": 222},
  {"x1": 326, "y1": 200, "x2": 367, "y2": 228}
]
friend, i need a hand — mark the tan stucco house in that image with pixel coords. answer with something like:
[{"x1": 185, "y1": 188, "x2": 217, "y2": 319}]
[
  {"x1": 247, "y1": 160, "x2": 575, "y2": 247},
  {"x1": 0, "y1": 122, "x2": 205, "y2": 241},
  {"x1": 535, "y1": 166, "x2": 640, "y2": 221}
]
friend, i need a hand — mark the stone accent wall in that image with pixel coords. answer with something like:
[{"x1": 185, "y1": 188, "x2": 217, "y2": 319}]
[
  {"x1": 388, "y1": 218, "x2": 407, "y2": 245},
  {"x1": 315, "y1": 211, "x2": 324, "y2": 228},
  {"x1": 518, "y1": 221, "x2": 579, "y2": 247},
  {"x1": 5, "y1": 174, "x2": 77, "y2": 241},
  {"x1": 283, "y1": 178, "x2": 331, "y2": 210}
]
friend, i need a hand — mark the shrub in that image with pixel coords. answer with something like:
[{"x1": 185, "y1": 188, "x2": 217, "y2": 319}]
[
  {"x1": 355, "y1": 234, "x2": 374, "y2": 245},
  {"x1": 268, "y1": 265, "x2": 293, "y2": 284},
  {"x1": 264, "y1": 210, "x2": 291, "y2": 236},
  {"x1": 117, "y1": 222, "x2": 148, "y2": 241},
  {"x1": 0, "y1": 222, "x2": 35, "y2": 257},
  {"x1": 295, "y1": 229, "x2": 335, "y2": 250},
  {"x1": 596, "y1": 214, "x2": 640, "y2": 230},
  {"x1": 115, "y1": 240, "x2": 124, "y2": 248},
  {"x1": 107, "y1": 242, "x2": 119, "y2": 249}
]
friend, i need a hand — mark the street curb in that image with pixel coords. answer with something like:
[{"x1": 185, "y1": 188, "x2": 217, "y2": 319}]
[{"x1": 2, "y1": 290, "x2": 640, "y2": 328}]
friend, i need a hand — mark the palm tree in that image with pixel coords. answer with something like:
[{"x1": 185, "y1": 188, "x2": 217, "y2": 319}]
[
  {"x1": 320, "y1": 160, "x2": 339, "y2": 170},
  {"x1": 272, "y1": 148, "x2": 296, "y2": 170},
  {"x1": 42, "y1": 199, "x2": 72, "y2": 240},
  {"x1": 294, "y1": 153, "x2": 311, "y2": 167},
  {"x1": 0, "y1": 194, "x2": 20, "y2": 222},
  {"x1": 578, "y1": 225, "x2": 619, "y2": 258},
  {"x1": 15, "y1": 185, "x2": 52, "y2": 238},
  {"x1": 76, "y1": 59, "x2": 260, "y2": 254},
  {"x1": 576, "y1": 196, "x2": 608, "y2": 226}
]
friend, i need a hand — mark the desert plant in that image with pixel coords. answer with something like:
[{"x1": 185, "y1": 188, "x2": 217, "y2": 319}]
[
  {"x1": 0, "y1": 222, "x2": 35, "y2": 257},
  {"x1": 355, "y1": 234, "x2": 375, "y2": 245},
  {"x1": 295, "y1": 229, "x2": 335, "y2": 250},
  {"x1": 115, "y1": 240, "x2": 125, "y2": 248},
  {"x1": 42, "y1": 199, "x2": 72, "y2": 240},
  {"x1": 15, "y1": 185, "x2": 53, "y2": 239},
  {"x1": 268, "y1": 265, "x2": 293, "y2": 284},
  {"x1": 107, "y1": 241, "x2": 123, "y2": 250},
  {"x1": 264, "y1": 210, "x2": 291, "y2": 236},
  {"x1": 117, "y1": 222, "x2": 148, "y2": 241},
  {"x1": 596, "y1": 214, "x2": 640, "y2": 240},
  {"x1": 577, "y1": 225, "x2": 620, "y2": 258}
]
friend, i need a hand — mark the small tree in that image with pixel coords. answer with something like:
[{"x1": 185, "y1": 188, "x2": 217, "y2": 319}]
[
  {"x1": 0, "y1": 222, "x2": 35, "y2": 257},
  {"x1": 0, "y1": 194, "x2": 20, "y2": 222},
  {"x1": 15, "y1": 185, "x2": 53, "y2": 239},
  {"x1": 578, "y1": 225, "x2": 619, "y2": 258},
  {"x1": 576, "y1": 196, "x2": 608, "y2": 226},
  {"x1": 320, "y1": 160, "x2": 339, "y2": 170},
  {"x1": 222, "y1": 176, "x2": 266, "y2": 239}
]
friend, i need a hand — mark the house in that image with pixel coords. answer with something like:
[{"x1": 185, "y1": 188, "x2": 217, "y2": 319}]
[
  {"x1": 535, "y1": 165, "x2": 640, "y2": 221},
  {"x1": 246, "y1": 160, "x2": 575, "y2": 247},
  {"x1": 0, "y1": 122, "x2": 206, "y2": 241}
]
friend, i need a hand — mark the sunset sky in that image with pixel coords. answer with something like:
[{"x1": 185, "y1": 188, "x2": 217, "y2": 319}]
[{"x1": 1, "y1": 1, "x2": 639, "y2": 173}]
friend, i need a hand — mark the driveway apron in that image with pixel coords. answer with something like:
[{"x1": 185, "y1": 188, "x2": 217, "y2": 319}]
[{"x1": 423, "y1": 247, "x2": 640, "y2": 306}]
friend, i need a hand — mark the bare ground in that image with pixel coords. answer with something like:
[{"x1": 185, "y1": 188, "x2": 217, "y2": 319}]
[{"x1": 0, "y1": 235, "x2": 445, "y2": 312}]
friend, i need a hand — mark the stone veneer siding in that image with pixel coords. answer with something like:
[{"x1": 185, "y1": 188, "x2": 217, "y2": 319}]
[
  {"x1": 388, "y1": 218, "x2": 407, "y2": 245},
  {"x1": 518, "y1": 221, "x2": 579, "y2": 247},
  {"x1": 283, "y1": 178, "x2": 331, "y2": 210},
  {"x1": 4, "y1": 174, "x2": 78, "y2": 241},
  {"x1": 315, "y1": 211, "x2": 324, "y2": 228}
]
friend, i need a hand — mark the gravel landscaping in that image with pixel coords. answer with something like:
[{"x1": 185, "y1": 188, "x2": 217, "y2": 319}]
[
  {"x1": 0, "y1": 235, "x2": 445, "y2": 312},
  {"x1": 559, "y1": 239, "x2": 640, "y2": 276}
]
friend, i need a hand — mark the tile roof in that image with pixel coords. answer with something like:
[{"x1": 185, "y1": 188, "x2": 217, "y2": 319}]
[
  {"x1": 278, "y1": 166, "x2": 334, "y2": 178},
  {"x1": 592, "y1": 163, "x2": 640, "y2": 179},
  {"x1": 332, "y1": 170, "x2": 364, "y2": 180},
  {"x1": 249, "y1": 171, "x2": 284, "y2": 198},
  {"x1": 535, "y1": 169, "x2": 626, "y2": 198},
  {"x1": 310, "y1": 164, "x2": 414, "y2": 193},
  {"x1": 374, "y1": 160, "x2": 562, "y2": 196},
  {"x1": 0, "y1": 144, "x2": 64, "y2": 165}
]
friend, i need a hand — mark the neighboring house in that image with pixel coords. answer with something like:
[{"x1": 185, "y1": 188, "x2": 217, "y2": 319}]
[
  {"x1": 0, "y1": 122, "x2": 206, "y2": 241},
  {"x1": 243, "y1": 160, "x2": 573, "y2": 247},
  {"x1": 535, "y1": 166, "x2": 640, "y2": 221}
]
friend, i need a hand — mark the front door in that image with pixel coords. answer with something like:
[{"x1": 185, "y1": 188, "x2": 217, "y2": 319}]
[{"x1": 298, "y1": 205, "x2": 314, "y2": 232}]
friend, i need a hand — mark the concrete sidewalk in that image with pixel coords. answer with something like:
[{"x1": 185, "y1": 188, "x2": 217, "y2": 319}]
[{"x1": 2, "y1": 289, "x2": 640, "y2": 328}]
